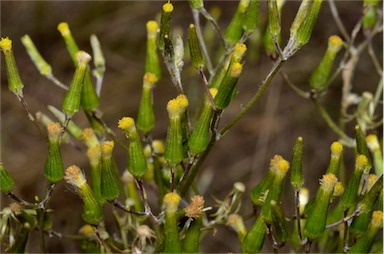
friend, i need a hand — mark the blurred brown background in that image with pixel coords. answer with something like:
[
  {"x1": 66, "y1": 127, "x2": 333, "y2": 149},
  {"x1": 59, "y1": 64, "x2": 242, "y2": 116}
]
[{"x1": 1, "y1": 1, "x2": 382, "y2": 253}]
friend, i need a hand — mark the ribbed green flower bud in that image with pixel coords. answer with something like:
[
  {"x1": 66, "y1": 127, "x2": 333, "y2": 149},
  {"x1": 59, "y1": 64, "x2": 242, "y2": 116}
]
[
  {"x1": 0, "y1": 37, "x2": 24, "y2": 96},
  {"x1": 57, "y1": 22, "x2": 79, "y2": 61},
  {"x1": 362, "y1": 0, "x2": 380, "y2": 30},
  {"x1": 163, "y1": 192, "x2": 182, "y2": 253},
  {"x1": 309, "y1": 35, "x2": 343, "y2": 92},
  {"x1": 64, "y1": 165, "x2": 103, "y2": 225},
  {"x1": 0, "y1": 163, "x2": 14, "y2": 194},
  {"x1": 57, "y1": 22, "x2": 100, "y2": 111},
  {"x1": 215, "y1": 62, "x2": 243, "y2": 109},
  {"x1": 145, "y1": 21, "x2": 161, "y2": 80},
  {"x1": 182, "y1": 196, "x2": 205, "y2": 253},
  {"x1": 326, "y1": 141, "x2": 343, "y2": 176},
  {"x1": 118, "y1": 117, "x2": 148, "y2": 178},
  {"x1": 289, "y1": 0, "x2": 311, "y2": 42},
  {"x1": 290, "y1": 137, "x2": 304, "y2": 190},
  {"x1": 224, "y1": 0, "x2": 250, "y2": 46},
  {"x1": 189, "y1": 88, "x2": 217, "y2": 155},
  {"x1": 243, "y1": 0, "x2": 259, "y2": 34},
  {"x1": 81, "y1": 128, "x2": 99, "y2": 148},
  {"x1": 36, "y1": 112, "x2": 69, "y2": 143},
  {"x1": 158, "y1": 2, "x2": 174, "y2": 51},
  {"x1": 350, "y1": 174, "x2": 380, "y2": 239},
  {"x1": 261, "y1": 155, "x2": 290, "y2": 224},
  {"x1": 349, "y1": 210, "x2": 383, "y2": 253},
  {"x1": 341, "y1": 154, "x2": 370, "y2": 212},
  {"x1": 242, "y1": 215, "x2": 266, "y2": 253},
  {"x1": 188, "y1": 0, "x2": 204, "y2": 9},
  {"x1": 62, "y1": 51, "x2": 91, "y2": 117},
  {"x1": 164, "y1": 95, "x2": 189, "y2": 165},
  {"x1": 137, "y1": 73, "x2": 158, "y2": 134},
  {"x1": 267, "y1": 0, "x2": 281, "y2": 43},
  {"x1": 366, "y1": 134, "x2": 383, "y2": 175},
  {"x1": 44, "y1": 123, "x2": 64, "y2": 183},
  {"x1": 188, "y1": 24, "x2": 205, "y2": 70},
  {"x1": 358, "y1": 175, "x2": 383, "y2": 213},
  {"x1": 86, "y1": 145, "x2": 104, "y2": 205},
  {"x1": 48, "y1": 105, "x2": 83, "y2": 139},
  {"x1": 304, "y1": 173, "x2": 338, "y2": 240},
  {"x1": 355, "y1": 125, "x2": 372, "y2": 172},
  {"x1": 100, "y1": 141, "x2": 120, "y2": 201},
  {"x1": 295, "y1": 0, "x2": 323, "y2": 48},
  {"x1": 270, "y1": 200, "x2": 289, "y2": 243},
  {"x1": 21, "y1": 35, "x2": 52, "y2": 76}
]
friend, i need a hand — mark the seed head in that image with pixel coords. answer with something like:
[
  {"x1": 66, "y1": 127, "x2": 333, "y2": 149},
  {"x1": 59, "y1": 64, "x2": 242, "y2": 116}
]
[
  {"x1": 184, "y1": 195, "x2": 205, "y2": 218},
  {"x1": 65, "y1": 165, "x2": 86, "y2": 188}
]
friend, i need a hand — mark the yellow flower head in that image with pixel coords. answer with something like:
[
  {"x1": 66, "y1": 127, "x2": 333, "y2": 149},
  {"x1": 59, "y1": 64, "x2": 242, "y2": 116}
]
[
  {"x1": 209, "y1": 88, "x2": 218, "y2": 99},
  {"x1": 143, "y1": 72, "x2": 158, "y2": 89},
  {"x1": 330, "y1": 141, "x2": 343, "y2": 156},
  {"x1": 101, "y1": 141, "x2": 115, "y2": 158},
  {"x1": 118, "y1": 117, "x2": 136, "y2": 133},
  {"x1": 356, "y1": 154, "x2": 369, "y2": 171},
  {"x1": 57, "y1": 22, "x2": 70, "y2": 35},
  {"x1": 86, "y1": 145, "x2": 101, "y2": 165},
  {"x1": 79, "y1": 224, "x2": 96, "y2": 236},
  {"x1": 328, "y1": 35, "x2": 343, "y2": 53},
  {"x1": 320, "y1": 173, "x2": 338, "y2": 193},
  {"x1": 0, "y1": 37, "x2": 12, "y2": 52},
  {"x1": 167, "y1": 95, "x2": 189, "y2": 119},
  {"x1": 233, "y1": 43, "x2": 247, "y2": 62},
  {"x1": 372, "y1": 210, "x2": 383, "y2": 228},
  {"x1": 65, "y1": 165, "x2": 86, "y2": 188},
  {"x1": 333, "y1": 182, "x2": 344, "y2": 197},
  {"x1": 163, "y1": 192, "x2": 181, "y2": 212},
  {"x1": 47, "y1": 122, "x2": 63, "y2": 141},
  {"x1": 146, "y1": 20, "x2": 159, "y2": 37},
  {"x1": 270, "y1": 155, "x2": 290, "y2": 177},
  {"x1": 152, "y1": 140, "x2": 165, "y2": 154},
  {"x1": 163, "y1": 2, "x2": 174, "y2": 12},
  {"x1": 366, "y1": 134, "x2": 380, "y2": 151},
  {"x1": 230, "y1": 62, "x2": 243, "y2": 78}
]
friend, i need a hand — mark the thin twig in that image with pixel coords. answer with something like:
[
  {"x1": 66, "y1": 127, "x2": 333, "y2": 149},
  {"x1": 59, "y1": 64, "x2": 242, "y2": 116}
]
[
  {"x1": 343, "y1": 210, "x2": 350, "y2": 253},
  {"x1": 92, "y1": 225, "x2": 112, "y2": 254},
  {"x1": 192, "y1": 9, "x2": 213, "y2": 75},
  {"x1": 328, "y1": 0, "x2": 351, "y2": 43},
  {"x1": 266, "y1": 223, "x2": 280, "y2": 253},
  {"x1": 198, "y1": 68, "x2": 217, "y2": 109},
  {"x1": 220, "y1": 57, "x2": 285, "y2": 136},
  {"x1": 7, "y1": 192, "x2": 35, "y2": 207},
  {"x1": 366, "y1": 33, "x2": 383, "y2": 76},
  {"x1": 111, "y1": 200, "x2": 146, "y2": 216},
  {"x1": 46, "y1": 74, "x2": 68, "y2": 90},
  {"x1": 294, "y1": 189, "x2": 303, "y2": 243},
  {"x1": 199, "y1": 7, "x2": 227, "y2": 51},
  {"x1": 325, "y1": 208, "x2": 360, "y2": 229},
  {"x1": 279, "y1": 71, "x2": 309, "y2": 98}
]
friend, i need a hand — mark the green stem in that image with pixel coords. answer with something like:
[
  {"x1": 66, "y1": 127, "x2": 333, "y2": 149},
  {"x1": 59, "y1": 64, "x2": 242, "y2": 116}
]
[{"x1": 220, "y1": 57, "x2": 285, "y2": 136}]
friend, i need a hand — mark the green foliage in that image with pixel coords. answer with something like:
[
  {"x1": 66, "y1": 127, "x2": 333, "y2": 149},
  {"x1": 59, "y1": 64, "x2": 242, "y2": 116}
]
[{"x1": 0, "y1": 1, "x2": 382, "y2": 253}]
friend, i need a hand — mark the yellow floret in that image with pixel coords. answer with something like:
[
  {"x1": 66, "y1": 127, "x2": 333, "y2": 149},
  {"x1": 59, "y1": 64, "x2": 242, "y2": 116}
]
[
  {"x1": 143, "y1": 72, "x2": 158, "y2": 88},
  {"x1": 367, "y1": 174, "x2": 379, "y2": 191},
  {"x1": 233, "y1": 43, "x2": 247, "y2": 61},
  {"x1": 152, "y1": 140, "x2": 165, "y2": 154},
  {"x1": 102, "y1": 141, "x2": 115, "y2": 156},
  {"x1": 333, "y1": 182, "x2": 344, "y2": 197},
  {"x1": 328, "y1": 35, "x2": 343, "y2": 53},
  {"x1": 270, "y1": 155, "x2": 290, "y2": 176},
  {"x1": 356, "y1": 154, "x2": 369, "y2": 171},
  {"x1": 0, "y1": 37, "x2": 12, "y2": 51},
  {"x1": 118, "y1": 117, "x2": 136, "y2": 132},
  {"x1": 209, "y1": 88, "x2": 218, "y2": 99},
  {"x1": 230, "y1": 62, "x2": 243, "y2": 78},
  {"x1": 371, "y1": 211, "x2": 383, "y2": 228},
  {"x1": 163, "y1": 2, "x2": 174, "y2": 12},
  {"x1": 366, "y1": 134, "x2": 380, "y2": 151},
  {"x1": 79, "y1": 224, "x2": 96, "y2": 236},
  {"x1": 176, "y1": 94, "x2": 189, "y2": 109},
  {"x1": 57, "y1": 22, "x2": 70, "y2": 35},
  {"x1": 320, "y1": 173, "x2": 338, "y2": 193},
  {"x1": 65, "y1": 165, "x2": 86, "y2": 188},
  {"x1": 87, "y1": 145, "x2": 101, "y2": 163},
  {"x1": 164, "y1": 192, "x2": 181, "y2": 212},
  {"x1": 146, "y1": 20, "x2": 159, "y2": 36},
  {"x1": 47, "y1": 122, "x2": 63, "y2": 137},
  {"x1": 330, "y1": 141, "x2": 343, "y2": 156},
  {"x1": 167, "y1": 95, "x2": 189, "y2": 118}
]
